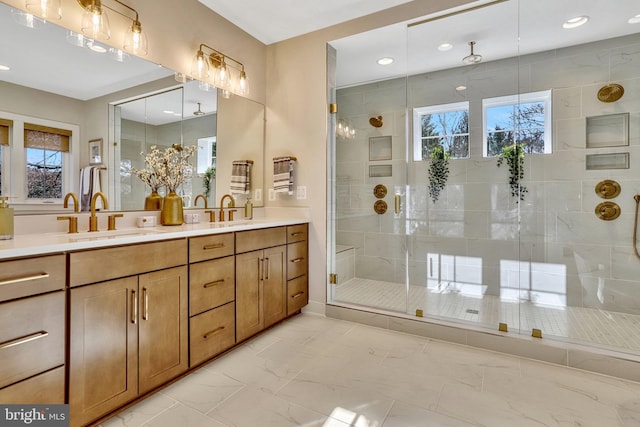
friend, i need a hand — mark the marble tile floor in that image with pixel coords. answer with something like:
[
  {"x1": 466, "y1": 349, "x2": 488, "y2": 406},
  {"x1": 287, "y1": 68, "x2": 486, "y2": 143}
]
[
  {"x1": 100, "y1": 313, "x2": 640, "y2": 427},
  {"x1": 333, "y1": 277, "x2": 640, "y2": 354}
]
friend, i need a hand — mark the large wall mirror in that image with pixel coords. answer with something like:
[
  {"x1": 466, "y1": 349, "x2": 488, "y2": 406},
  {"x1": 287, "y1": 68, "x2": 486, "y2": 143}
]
[{"x1": 0, "y1": 0, "x2": 264, "y2": 213}]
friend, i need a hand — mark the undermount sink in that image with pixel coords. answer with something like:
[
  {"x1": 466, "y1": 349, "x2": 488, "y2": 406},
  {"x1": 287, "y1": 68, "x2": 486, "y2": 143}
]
[{"x1": 65, "y1": 228, "x2": 165, "y2": 242}]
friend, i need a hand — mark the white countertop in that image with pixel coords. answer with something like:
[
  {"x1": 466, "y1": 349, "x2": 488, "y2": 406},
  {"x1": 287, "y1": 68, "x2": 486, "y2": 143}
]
[{"x1": 1, "y1": 212, "x2": 309, "y2": 259}]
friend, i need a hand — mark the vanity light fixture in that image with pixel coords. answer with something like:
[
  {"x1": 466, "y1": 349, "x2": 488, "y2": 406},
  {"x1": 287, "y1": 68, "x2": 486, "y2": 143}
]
[
  {"x1": 191, "y1": 43, "x2": 249, "y2": 96},
  {"x1": 438, "y1": 43, "x2": 453, "y2": 51},
  {"x1": 25, "y1": 0, "x2": 61, "y2": 21},
  {"x1": 629, "y1": 14, "x2": 640, "y2": 24},
  {"x1": 11, "y1": 8, "x2": 45, "y2": 28},
  {"x1": 76, "y1": 0, "x2": 148, "y2": 55},
  {"x1": 376, "y1": 57, "x2": 394, "y2": 65},
  {"x1": 562, "y1": 15, "x2": 589, "y2": 29},
  {"x1": 462, "y1": 41, "x2": 482, "y2": 64}
]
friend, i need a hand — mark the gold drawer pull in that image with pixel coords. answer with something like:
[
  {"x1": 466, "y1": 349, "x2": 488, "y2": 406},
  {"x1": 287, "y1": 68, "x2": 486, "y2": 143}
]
[
  {"x1": 291, "y1": 292, "x2": 305, "y2": 299},
  {"x1": 0, "y1": 272, "x2": 49, "y2": 287},
  {"x1": 0, "y1": 331, "x2": 48, "y2": 350},
  {"x1": 291, "y1": 232, "x2": 303, "y2": 237},
  {"x1": 203, "y1": 326, "x2": 225, "y2": 339},
  {"x1": 204, "y1": 279, "x2": 225, "y2": 288},
  {"x1": 290, "y1": 257, "x2": 304, "y2": 263},
  {"x1": 203, "y1": 243, "x2": 224, "y2": 250}
]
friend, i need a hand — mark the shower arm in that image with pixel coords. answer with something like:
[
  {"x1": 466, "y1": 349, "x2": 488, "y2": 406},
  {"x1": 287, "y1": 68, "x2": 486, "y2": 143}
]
[{"x1": 634, "y1": 195, "x2": 640, "y2": 260}]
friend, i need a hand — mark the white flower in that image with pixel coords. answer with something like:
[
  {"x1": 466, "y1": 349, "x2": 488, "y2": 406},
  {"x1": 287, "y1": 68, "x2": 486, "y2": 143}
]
[{"x1": 132, "y1": 144, "x2": 198, "y2": 193}]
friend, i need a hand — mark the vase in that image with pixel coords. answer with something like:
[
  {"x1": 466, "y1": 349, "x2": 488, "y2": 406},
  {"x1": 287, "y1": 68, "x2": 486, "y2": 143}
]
[
  {"x1": 144, "y1": 191, "x2": 163, "y2": 210},
  {"x1": 161, "y1": 191, "x2": 184, "y2": 225}
]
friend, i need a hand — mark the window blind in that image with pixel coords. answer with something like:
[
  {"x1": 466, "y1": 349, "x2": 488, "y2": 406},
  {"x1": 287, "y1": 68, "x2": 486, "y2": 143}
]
[
  {"x1": 0, "y1": 118, "x2": 13, "y2": 146},
  {"x1": 24, "y1": 123, "x2": 71, "y2": 152}
]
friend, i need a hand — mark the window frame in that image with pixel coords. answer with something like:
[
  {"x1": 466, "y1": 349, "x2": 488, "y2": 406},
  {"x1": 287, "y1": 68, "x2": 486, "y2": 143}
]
[
  {"x1": 0, "y1": 111, "x2": 79, "y2": 209},
  {"x1": 482, "y1": 90, "x2": 552, "y2": 157},
  {"x1": 412, "y1": 101, "x2": 470, "y2": 161}
]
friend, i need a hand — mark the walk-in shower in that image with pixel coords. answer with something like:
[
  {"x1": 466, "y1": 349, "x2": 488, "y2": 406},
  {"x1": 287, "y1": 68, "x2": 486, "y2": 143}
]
[{"x1": 327, "y1": 0, "x2": 640, "y2": 358}]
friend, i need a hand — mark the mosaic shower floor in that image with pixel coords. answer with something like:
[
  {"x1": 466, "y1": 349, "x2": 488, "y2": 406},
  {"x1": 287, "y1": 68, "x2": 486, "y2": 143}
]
[{"x1": 334, "y1": 277, "x2": 640, "y2": 354}]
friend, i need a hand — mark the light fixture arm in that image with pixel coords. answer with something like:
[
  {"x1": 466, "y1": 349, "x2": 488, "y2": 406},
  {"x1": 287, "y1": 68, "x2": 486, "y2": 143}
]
[
  {"x1": 77, "y1": 0, "x2": 141, "y2": 29},
  {"x1": 199, "y1": 43, "x2": 245, "y2": 73}
]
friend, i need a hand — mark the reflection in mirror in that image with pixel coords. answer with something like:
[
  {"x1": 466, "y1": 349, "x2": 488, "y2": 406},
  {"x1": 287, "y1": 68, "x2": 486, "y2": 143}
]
[{"x1": 0, "y1": 0, "x2": 265, "y2": 213}]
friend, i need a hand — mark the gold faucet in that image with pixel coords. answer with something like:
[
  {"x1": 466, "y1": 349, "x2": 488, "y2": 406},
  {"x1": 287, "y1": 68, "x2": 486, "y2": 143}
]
[
  {"x1": 219, "y1": 194, "x2": 235, "y2": 221},
  {"x1": 194, "y1": 194, "x2": 208, "y2": 209},
  {"x1": 89, "y1": 192, "x2": 108, "y2": 232},
  {"x1": 63, "y1": 192, "x2": 79, "y2": 212}
]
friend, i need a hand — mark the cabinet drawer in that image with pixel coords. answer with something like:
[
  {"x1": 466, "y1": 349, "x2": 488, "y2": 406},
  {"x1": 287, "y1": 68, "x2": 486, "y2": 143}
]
[
  {"x1": 287, "y1": 241, "x2": 308, "y2": 280},
  {"x1": 189, "y1": 233, "x2": 234, "y2": 263},
  {"x1": 190, "y1": 302, "x2": 235, "y2": 367},
  {"x1": 189, "y1": 256, "x2": 235, "y2": 316},
  {"x1": 0, "y1": 291, "x2": 65, "y2": 388},
  {"x1": 0, "y1": 254, "x2": 65, "y2": 303},
  {"x1": 287, "y1": 223, "x2": 308, "y2": 244},
  {"x1": 236, "y1": 227, "x2": 286, "y2": 253},
  {"x1": 69, "y1": 239, "x2": 187, "y2": 287},
  {"x1": 287, "y1": 275, "x2": 308, "y2": 316},
  {"x1": 0, "y1": 366, "x2": 64, "y2": 404}
]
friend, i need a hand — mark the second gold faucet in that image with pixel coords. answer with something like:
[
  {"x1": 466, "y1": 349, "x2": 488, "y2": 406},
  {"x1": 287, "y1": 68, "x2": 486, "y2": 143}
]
[{"x1": 89, "y1": 192, "x2": 108, "y2": 232}]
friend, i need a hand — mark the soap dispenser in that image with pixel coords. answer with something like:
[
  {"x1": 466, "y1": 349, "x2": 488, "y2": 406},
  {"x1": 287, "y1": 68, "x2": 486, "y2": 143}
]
[
  {"x1": 0, "y1": 196, "x2": 14, "y2": 240},
  {"x1": 244, "y1": 197, "x2": 253, "y2": 219}
]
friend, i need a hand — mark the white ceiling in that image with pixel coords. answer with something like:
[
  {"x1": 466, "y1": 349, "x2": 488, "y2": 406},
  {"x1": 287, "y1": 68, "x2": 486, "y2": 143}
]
[{"x1": 197, "y1": 0, "x2": 416, "y2": 45}]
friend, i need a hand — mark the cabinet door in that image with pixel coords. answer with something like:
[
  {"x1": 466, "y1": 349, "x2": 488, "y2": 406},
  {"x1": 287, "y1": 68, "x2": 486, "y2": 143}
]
[
  {"x1": 69, "y1": 276, "x2": 138, "y2": 427},
  {"x1": 236, "y1": 250, "x2": 263, "y2": 342},
  {"x1": 138, "y1": 266, "x2": 188, "y2": 394},
  {"x1": 263, "y1": 245, "x2": 286, "y2": 328}
]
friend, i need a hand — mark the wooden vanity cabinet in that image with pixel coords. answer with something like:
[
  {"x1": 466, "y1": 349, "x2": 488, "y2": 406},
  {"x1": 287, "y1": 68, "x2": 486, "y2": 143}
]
[
  {"x1": 235, "y1": 227, "x2": 287, "y2": 342},
  {"x1": 286, "y1": 224, "x2": 309, "y2": 315},
  {"x1": 188, "y1": 233, "x2": 236, "y2": 367},
  {"x1": 0, "y1": 254, "x2": 65, "y2": 404},
  {"x1": 69, "y1": 240, "x2": 188, "y2": 427}
]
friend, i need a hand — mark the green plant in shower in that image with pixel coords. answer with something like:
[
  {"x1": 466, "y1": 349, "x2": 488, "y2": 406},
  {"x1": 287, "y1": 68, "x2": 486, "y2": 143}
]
[
  {"x1": 428, "y1": 145, "x2": 450, "y2": 204},
  {"x1": 202, "y1": 166, "x2": 216, "y2": 197},
  {"x1": 496, "y1": 143, "x2": 528, "y2": 202}
]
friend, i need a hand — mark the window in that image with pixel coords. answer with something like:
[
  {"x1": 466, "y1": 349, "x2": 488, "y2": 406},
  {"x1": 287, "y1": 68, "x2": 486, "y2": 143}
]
[
  {"x1": 483, "y1": 90, "x2": 552, "y2": 157},
  {"x1": 196, "y1": 136, "x2": 217, "y2": 174},
  {"x1": 0, "y1": 111, "x2": 78, "y2": 208},
  {"x1": 413, "y1": 102, "x2": 469, "y2": 161}
]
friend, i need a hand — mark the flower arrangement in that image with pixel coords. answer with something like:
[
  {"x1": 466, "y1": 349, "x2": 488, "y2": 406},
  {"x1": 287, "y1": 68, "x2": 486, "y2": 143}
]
[{"x1": 132, "y1": 144, "x2": 199, "y2": 193}]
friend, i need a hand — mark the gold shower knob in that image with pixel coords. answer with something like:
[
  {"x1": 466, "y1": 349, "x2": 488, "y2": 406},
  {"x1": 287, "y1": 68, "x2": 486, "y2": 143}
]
[
  {"x1": 374, "y1": 200, "x2": 387, "y2": 214},
  {"x1": 595, "y1": 180, "x2": 621, "y2": 199},
  {"x1": 373, "y1": 184, "x2": 387, "y2": 199},
  {"x1": 595, "y1": 202, "x2": 621, "y2": 221}
]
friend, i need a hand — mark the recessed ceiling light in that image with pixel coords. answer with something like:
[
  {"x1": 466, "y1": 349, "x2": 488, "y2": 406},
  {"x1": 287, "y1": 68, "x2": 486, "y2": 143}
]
[
  {"x1": 438, "y1": 43, "x2": 453, "y2": 51},
  {"x1": 456, "y1": 85, "x2": 467, "y2": 91},
  {"x1": 377, "y1": 57, "x2": 394, "y2": 65},
  {"x1": 0, "y1": 65, "x2": 10, "y2": 71},
  {"x1": 163, "y1": 110, "x2": 175, "y2": 114},
  {"x1": 629, "y1": 14, "x2": 640, "y2": 24},
  {"x1": 563, "y1": 16, "x2": 589, "y2": 29}
]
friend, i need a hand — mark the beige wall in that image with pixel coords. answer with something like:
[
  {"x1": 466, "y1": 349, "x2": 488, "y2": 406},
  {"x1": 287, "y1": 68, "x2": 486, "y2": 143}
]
[{"x1": 265, "y1": 0, "x2": 476, "y2": 310}]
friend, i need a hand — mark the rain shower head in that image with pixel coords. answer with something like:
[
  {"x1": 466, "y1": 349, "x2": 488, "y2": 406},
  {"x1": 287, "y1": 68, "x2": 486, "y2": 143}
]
[
  {"x1": 193, "y1": 102, "x2": 205, "y2": 116},
  {"x1": 462, "y1": 41, "x2": 482, "y2": 65}
]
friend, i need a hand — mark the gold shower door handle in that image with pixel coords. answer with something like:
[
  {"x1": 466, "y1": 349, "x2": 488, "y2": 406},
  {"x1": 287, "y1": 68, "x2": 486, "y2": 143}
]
[{"x1": 394, "y1": 194, "x2": 401, "y2": 215}]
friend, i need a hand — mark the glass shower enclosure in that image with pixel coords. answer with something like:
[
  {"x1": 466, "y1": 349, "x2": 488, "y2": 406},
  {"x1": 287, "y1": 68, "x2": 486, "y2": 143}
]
[{"x1": 327, "y1": 0, "x2": 640, "y2": 357}]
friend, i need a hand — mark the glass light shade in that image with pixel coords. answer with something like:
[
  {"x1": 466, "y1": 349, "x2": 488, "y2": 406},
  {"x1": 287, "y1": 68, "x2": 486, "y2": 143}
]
[
  {"x1": 81, "y1": 6, "x2": 110, "y2": 40},
  {"x1": 198, "y1": 81, "x2": 215, "y2": 92},
  {"x1": 237, "y1": 70, "x2": 249, "y2": 96},
  {"x1": 66, "y1": 30, "x2": 86, "y2": 47},
  {"x1": 191, "y1": 51, "x2": 209, "y2": 80},
  {"x1": 108, "y1": 48, "x2": 129, "y2": 62},
  {"x1": 123, "y1": 21, "x2": 148, "y2": 56},
  {"x1": 214, "y1": 61, "x2": 231, "y2": 89},
  {"x1": 11, "y1": 8, "x2": 44, "y2": 28},
  {"x1": 25, "y1": 0, "x2": 61, "y2": 21}
]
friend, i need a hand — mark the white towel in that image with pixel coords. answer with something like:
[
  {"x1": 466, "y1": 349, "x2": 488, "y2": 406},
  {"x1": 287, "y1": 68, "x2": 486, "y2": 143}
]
[
  {"x1": 273, "y1": 157, "x2": 295, "y2": 195},
  {"x1": 230, "y1": 161, "x2": 251, "y2": 194}
]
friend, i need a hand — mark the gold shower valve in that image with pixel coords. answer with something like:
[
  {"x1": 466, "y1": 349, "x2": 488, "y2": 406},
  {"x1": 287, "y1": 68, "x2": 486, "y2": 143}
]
[
  {"x1": 595, "y1": 201, "x2": 621, "y2": 221},
  {"x1": 595, "y1": 180, "x2": 621, "y2": 199}
]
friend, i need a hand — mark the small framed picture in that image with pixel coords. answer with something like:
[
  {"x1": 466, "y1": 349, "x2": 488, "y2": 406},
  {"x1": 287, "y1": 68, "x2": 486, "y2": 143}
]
[
  {"x1": 89, "y1": 138, "x2": 103, "y2": 165},
  {"x1": 369, "y1": 136, "x2": 392, "y2": 161}
]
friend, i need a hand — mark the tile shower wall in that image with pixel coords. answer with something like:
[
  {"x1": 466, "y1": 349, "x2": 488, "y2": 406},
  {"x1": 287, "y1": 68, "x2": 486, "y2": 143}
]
[{"x1": 336, "y1": 33, "x2": 640, "y2": 319}]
